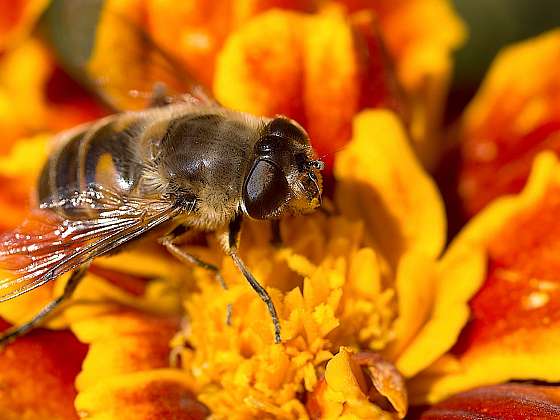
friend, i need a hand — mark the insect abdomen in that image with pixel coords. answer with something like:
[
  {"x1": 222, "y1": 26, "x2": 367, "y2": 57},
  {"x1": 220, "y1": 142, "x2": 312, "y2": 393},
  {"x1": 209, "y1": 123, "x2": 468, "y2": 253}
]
[{"x1": 38, "y1": 115, "x2": 144, "y2": 217}]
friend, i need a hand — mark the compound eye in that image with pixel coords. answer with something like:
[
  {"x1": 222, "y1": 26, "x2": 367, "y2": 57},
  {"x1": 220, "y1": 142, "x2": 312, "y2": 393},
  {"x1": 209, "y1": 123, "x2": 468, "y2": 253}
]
[{"x1": 243, "y1": 159, "x2": 290, "y2": 219}]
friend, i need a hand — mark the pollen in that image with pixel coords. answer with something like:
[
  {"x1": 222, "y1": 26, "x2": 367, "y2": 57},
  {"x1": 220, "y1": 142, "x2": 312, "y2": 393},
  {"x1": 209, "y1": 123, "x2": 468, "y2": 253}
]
[{"x1": 172, "y1": 214, "x2": 398, "y2": 418}]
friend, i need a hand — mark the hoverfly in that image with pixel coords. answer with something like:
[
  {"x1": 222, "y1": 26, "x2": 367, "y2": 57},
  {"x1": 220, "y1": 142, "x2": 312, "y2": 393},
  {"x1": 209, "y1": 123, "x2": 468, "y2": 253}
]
[{"x1": 0, "y1": 3, "x2": 324, "y2": 345}]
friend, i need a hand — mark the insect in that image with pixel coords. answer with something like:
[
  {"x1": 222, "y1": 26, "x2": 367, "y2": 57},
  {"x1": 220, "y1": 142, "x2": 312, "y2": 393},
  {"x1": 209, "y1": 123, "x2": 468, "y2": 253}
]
[{"x1": 0, "y1": 9, "x2": 324, "y2": 346}]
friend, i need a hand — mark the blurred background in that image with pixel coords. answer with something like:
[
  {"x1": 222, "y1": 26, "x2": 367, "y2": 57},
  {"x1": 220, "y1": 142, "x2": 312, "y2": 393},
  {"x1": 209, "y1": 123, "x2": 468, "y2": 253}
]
[{"x1": 448, "y1": 0, "x2": 560, "y2": 121}]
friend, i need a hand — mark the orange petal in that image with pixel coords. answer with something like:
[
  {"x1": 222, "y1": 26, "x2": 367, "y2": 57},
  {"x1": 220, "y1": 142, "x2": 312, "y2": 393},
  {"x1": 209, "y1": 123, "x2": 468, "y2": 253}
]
[
  {"x1": 301, "y1": 9, "x2": 362, "y2": 164},
  {"x1": 146, "y1": 0, "x2": 227, "y2": 88},
  {"x1": 75, "y1": 370, "x2": 208, "y2": 420},
  {"x1": 214, "y1": 10, "x2": 306, "y2": 120},
  {"x1": 0, "y1": 136, "x2": 52, "y2": 323},
  {"x1": 336, "y1": 0, "x2": 466, "y2": 167},
  {"x1": 0, "y1": 39, "x2": 102, "y2": 154},
  {"x1": 409, "y1": 152, "x2": 560, "y2": 403},
  {"x1": 70, "y1": 307, "x2": 209, "y2": 419},
  {"x1": 335, "y1": 0, "x2": 466, "y2": 90},
  {"x1": 86, "y1": 0, "x2": 154, "y2": 110},
  {"x1": 71, "y1": 308, "x2": 180, "y2": 390},
  {"x1": 146, "y1": 0, "x2": 314, "y2": 87},
  {"x1": 214, "y1": 9, "x2": 403, "y2": 167},
  {"x1": 419, "y1": 384, "x2": 560, "y2": 420},
  {"x1": 460, "y1": 29, "x2": 560, "y2": 215},
  {"x1": 0, "y1": 40, "x2": 53, "y2": 152},
  {"x1": 350, "y1": 10, "x2": 407, "y2": 116},
  {"x1": 0, "y1": 0, "x2": 48, "y2": 51},
  {"x1": 0, "y1": 320, "x2": 87, "y2": 419}
]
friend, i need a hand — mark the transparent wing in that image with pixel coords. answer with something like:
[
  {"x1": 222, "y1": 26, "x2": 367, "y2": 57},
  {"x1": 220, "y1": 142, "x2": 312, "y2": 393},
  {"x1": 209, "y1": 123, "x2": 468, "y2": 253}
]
[{"x1": 0, "y1": 185, "x2": 186, "y2": 302}]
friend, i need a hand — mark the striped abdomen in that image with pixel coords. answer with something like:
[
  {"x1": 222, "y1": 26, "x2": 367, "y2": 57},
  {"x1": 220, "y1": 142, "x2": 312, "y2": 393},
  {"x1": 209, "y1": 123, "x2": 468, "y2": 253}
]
[{"x1": 38, "y1": 115, "x2": 144, "y2": 218}]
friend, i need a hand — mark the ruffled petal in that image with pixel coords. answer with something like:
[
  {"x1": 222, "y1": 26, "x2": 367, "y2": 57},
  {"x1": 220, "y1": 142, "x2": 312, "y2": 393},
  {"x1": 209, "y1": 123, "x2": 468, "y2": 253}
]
[
  {"x1": 0, "y1": 319, "x2": 87, "y2": 419},
  {"x1": 71, "y1": 308, "x2": 179, "y2": 389},
  {"x1": 410, "y1": 152, "x2": 560, "y2": 403},
  {"x1": 336, "y1": 0, "x2": 466, "y2": 167},
  {"x1": 393, "y1": 245, "x2": 485, "y2": 377},
  {"x1": 335, "y1": 109, "x2": 446, "y2": 267},
  {"x1": 419, "y1": 384, "x2": 560, "y2": 420},
  {"x1": 146, "y1": 0, "x2": 314, "y2": 87},
  {"x1": 214, "y1": 9, "x2": 402, "y2": 167},
  {"x1": 75, "y1": 370, "x2": 208, "y2": 420},
  {"x1": 71, "y1": 307, "x2": 208, "y2": 419},
  {"x1": 459, "y1": 29, "x2": 560, "y2": 215},
  {"x1": 0, "y1": 0, "x2": 48, "y2": 51},
  {"x1": 308, "y1": 347, "x2": 407, "y2": 419}
]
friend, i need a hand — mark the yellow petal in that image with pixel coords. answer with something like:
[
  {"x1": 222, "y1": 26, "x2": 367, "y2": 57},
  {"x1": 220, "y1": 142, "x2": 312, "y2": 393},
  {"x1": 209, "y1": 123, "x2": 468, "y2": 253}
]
[
  {"x1": 0, "y1": 133, "x2": 49, "y2": 178},
  {"x1": 0, "y1": 40, "x2": 52, "y2": 151},
  {"x1": 335, "y1": 109, "x2": 446, "y2": 267},
  {"x1": 322, "y1": 347, "x2": 406, "y2": 419},
  {"x1": 95, "y1": 246, "x2": 186, "y2": 280},
  {"x1": 59, "y1": 268, "x2": 182, "y2": 330},
  {"x1": 395, "y1": 245, "x2": 485, "y2": 377},
  {"x1": 325, "y1": 347, "x2": 364, "y2": 401},
  {"x1": 383, "y1": 251, "x2": 436, "y2": 361},
  {"x1": 87, "y1": 0, "x2": 189, "y2": 110}
]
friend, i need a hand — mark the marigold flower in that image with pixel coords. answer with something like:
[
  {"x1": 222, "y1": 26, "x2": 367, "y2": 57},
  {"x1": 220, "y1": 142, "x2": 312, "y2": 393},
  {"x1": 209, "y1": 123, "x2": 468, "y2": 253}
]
[
  {"x1": 2, "y1": 1, "x2": 560, "y2": 419},
  {"x1": 0, "y1": 109, "x2": 477, "y2": 419}
]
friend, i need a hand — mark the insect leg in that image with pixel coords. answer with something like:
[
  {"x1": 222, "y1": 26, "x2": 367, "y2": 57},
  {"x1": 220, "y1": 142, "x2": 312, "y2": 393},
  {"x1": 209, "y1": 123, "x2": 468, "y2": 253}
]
[
  {"x1": 149, "y1": 82, "x2": 173, "y2": 107},
  {"x1": 160, "y1": 229, "x2": 232, "y2": 324},
  {"x1": 227, "y1": 214, "x2": 282, "y2": 344},
  {"x1": 270, "y1": 219, "x2": 282, "y2": 247},
  {"x1": 0, "y1": 265, "x2": 88, "y2": 346}
]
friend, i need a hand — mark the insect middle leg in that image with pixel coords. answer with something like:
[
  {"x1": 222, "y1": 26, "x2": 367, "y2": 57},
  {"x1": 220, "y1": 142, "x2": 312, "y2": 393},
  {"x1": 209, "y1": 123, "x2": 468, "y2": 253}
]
[
  {"x1": 226, "y1": 214, "x2": 282, "y2": 344},
  {"x1": 160, "y1": 228, "x2": 232, "y2": 324},
  {"x1": 0, "y1": 265, "x2": 88, "y2": 346}
]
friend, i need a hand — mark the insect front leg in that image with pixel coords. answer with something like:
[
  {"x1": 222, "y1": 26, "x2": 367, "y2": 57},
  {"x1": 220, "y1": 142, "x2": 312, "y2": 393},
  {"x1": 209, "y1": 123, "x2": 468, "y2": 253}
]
[
  {"x1": 160, "y1": 225, "x2": 232, "y2": 324},
  {"x1": 0, "y1": 265, "x2": 89, "y2": 347},
  {"x1": 225, "y1": 214, "x2": 282, "y2": 344},
  {"x1": 270, "y1": 219, "x2": 282, "y2": 248}
]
